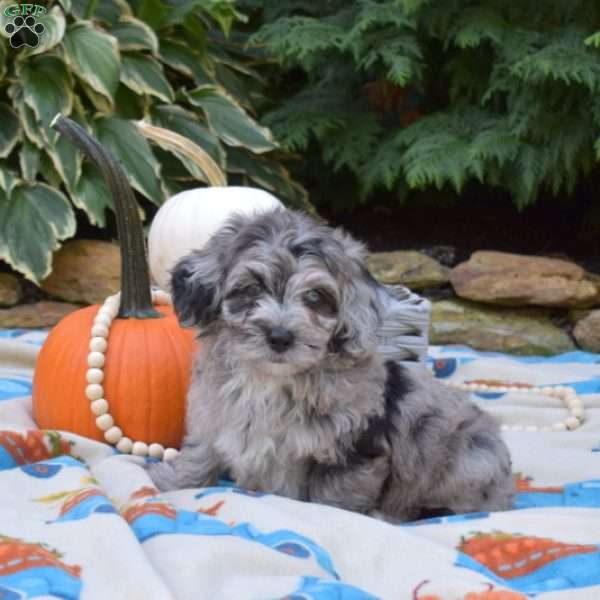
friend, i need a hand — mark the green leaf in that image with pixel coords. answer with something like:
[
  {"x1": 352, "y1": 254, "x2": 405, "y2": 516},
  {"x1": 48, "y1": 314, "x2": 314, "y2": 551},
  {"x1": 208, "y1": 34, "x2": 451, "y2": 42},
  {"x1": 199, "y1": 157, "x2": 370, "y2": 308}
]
[
  {"x1": 19, "y1": 139, "x2": 41, "y2": 181},
  {"x1": 94, "y1": 116, "x2": 163, "y2": 205},
  {"x1": 0, "y1": 183, "x2": 76, "y2": 282},
  {"x1": 62, "y1": 21, "x2": 121, "y2": 104},
  {"x1": 227, "y1": 148, "x2": 311, "y2": 211},
  {"x1": 22, "y1": 5, "x2": 66, "y2": 57},
  {"x1": 110, "y1": 16, "x2": 159, "y2": 53},
  {"x1": 584, "y1": 32, "x2": 600, "y2": 48},
  {"x1": 114, "y1": 84, "x2": 147, "y2": 119},
  {"x1": 16, "y1": 98, "x2": 45, "y2": 149},
  {"x1": 150, "y1": 104, "x2": 225, "y2": 166},
  {"x1": 45, "y1": 133, "x2": 83, "y2": 190},
  {"x1": 185, "y1": 85, "x2": 277, "y2": 153},
  {"x1": 158, "y1": 39, "x2": 214, "y2": 83},
  {"x1": 0, "y1": 103, "x2": 20, "y2": 158},
  {"x1": 0, "y1": 37, "x2": 6, "y2": 80},
  {"x1": 19, "y1": 55, "x2": 73, "y2": 134},
  {"x1": 164, "y1": 0, "x2": 246, "y2": 35},
  {"x1": 79, "y1": 79, "x2": 114, "y2": 114},
  {"x1": 0, "y1": 166, "x2": 19, "y2": 196},
  {"x1": 71, "y1": 164, "x2": 114, "y2": 227},
  {"x1": 70, "y1": 0, "x2": 130, "y2": 23},
  {"x1": 136, "y1": 0, "x2": 170, "y2": 29},
  {"x1": 121, "y1": 53, "x2": 174, "y2": 102},
  {"x1": 39, "y1": 152, "x2": 63, "y2": 189}
]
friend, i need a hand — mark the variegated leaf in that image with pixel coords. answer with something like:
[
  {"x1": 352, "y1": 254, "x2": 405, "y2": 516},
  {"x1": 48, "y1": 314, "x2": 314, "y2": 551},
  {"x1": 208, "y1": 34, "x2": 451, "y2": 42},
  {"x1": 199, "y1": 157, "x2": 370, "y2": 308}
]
[
  {"x1": 0, "y1": 183, "x2": 76, "y2": 282},
  {"x1": 18, "y1": 55, "x2": 73, "y2": 133},
  {"x1": 0, "y1": 103, "x2": 20, "y2": 158},
  {"x1": 150, "y1": 104, "x2": 225, "y2": 165},
  {"x1": 62, "y1": 21, "x2": 120, "y2": 105},
  {"x1": 71, "y1": 164, "x2": 114, "y2": 228},
  {"x1": 185, "y1": 85, "x2": 277, "y2": 153},
  {"x1": 121, "y1": 53, "x2": 173, "y2": 102},
  {"x1": 19, "y1": 139, "x2": 41, "y2": 181},
  {"x1": 94, "y1": 116, "x2": 163, "y2": 205},
  {"x1": 111, "y1": 16, "x2": 158, "y2": 53}
]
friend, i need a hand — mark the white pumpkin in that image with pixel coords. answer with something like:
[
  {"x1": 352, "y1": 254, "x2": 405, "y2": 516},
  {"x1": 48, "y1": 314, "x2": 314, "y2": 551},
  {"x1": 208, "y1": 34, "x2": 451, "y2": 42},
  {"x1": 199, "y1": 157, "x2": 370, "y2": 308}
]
[{"x1": 148, "y1": 186, "x2": 284, "y2": 291}]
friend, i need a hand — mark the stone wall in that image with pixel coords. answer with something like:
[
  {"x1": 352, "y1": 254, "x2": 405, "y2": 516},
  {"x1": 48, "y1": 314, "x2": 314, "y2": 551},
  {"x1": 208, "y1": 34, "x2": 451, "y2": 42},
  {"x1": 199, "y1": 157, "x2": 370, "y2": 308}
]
[
  {"x1": 368, "y1": 250, "x2": 600, "y2": 355},
  {"x1": 2, "y1": 241, "x2": 599, "y2": 356}
]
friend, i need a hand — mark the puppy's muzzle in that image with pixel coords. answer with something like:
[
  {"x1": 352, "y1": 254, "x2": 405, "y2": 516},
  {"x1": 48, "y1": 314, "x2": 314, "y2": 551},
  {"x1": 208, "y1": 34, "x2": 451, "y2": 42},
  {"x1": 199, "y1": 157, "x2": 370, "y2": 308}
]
[{"x1": 266, "y1": 326, "x2": 295, "y2": 353}]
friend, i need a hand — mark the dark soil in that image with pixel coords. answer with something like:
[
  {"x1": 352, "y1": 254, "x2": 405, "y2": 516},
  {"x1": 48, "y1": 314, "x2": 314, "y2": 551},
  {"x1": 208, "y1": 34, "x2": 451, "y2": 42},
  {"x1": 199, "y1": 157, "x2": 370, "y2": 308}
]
[{"x1": 320, "y1": 185, "x2": 600, "y2": 274}]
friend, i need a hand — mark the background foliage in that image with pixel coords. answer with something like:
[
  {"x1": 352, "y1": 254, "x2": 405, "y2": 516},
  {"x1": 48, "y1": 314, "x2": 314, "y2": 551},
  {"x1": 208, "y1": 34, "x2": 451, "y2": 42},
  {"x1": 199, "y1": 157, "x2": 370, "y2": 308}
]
[
  {"x1": 244, "y1": 0, "x2": 600, "y2": 211},
  {"x1": 0, "y1": 0, "x2": 308, "y2": 283}
]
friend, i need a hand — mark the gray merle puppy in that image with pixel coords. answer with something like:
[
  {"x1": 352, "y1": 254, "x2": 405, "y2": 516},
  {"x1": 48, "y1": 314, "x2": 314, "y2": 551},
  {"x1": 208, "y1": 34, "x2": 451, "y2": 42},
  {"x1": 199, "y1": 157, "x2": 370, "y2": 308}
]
[{"x1": 148, "y1": 208, "x2": 514, "y2": 521}]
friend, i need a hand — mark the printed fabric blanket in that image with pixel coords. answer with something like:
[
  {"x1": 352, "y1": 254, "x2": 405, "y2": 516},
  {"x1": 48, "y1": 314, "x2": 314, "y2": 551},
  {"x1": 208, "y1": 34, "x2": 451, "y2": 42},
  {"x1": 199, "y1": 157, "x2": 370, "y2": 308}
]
[{"x1": 0, "y1": 329, "x2": 599, "y2": 600}]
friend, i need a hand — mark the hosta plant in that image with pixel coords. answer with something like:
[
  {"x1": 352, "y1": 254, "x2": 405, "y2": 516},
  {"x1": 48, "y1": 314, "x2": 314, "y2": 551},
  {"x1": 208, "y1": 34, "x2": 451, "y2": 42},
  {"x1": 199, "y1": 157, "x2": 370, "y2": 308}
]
[
  {"x1": 246, "y1": 0, "x2": 600, "y2": 209},
  {"x1": 0, "y1": 0, "x2": 308, "y2": 283}
]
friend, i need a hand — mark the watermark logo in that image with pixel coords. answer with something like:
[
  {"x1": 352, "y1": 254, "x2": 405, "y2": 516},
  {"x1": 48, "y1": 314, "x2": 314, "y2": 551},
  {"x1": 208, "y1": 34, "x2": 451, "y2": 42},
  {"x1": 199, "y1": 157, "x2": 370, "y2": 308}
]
[{"x1": 3, "y1": 4, "x2": 46, "y2": 49}]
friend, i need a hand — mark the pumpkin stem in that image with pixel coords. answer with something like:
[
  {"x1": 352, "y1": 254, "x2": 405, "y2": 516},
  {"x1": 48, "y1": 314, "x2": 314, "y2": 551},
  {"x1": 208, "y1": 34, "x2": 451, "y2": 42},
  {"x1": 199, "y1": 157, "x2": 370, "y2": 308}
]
[{"x1": 51, "y1": 114, "x2": 162, "y2": 320}]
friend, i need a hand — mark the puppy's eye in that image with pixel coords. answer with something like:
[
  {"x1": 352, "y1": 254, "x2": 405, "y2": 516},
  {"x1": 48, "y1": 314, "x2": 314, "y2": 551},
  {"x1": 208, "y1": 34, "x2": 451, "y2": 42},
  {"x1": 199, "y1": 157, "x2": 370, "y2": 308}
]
[
  {"x1": 303, "y1": 289, "x2": 337, "y2": 315},
  {"x1": 304, "y1": 290, "x2": 322, "y2": 304},
  {"x1": 244, "y1": 283, "x2": 262, "y2": 297}
]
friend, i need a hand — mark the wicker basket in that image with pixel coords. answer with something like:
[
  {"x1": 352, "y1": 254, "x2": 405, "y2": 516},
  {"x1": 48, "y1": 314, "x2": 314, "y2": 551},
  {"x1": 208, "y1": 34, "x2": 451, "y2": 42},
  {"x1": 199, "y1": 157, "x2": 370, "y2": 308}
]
[{"x1": 376, "y1": 284, "x2": 431, "y2": 366}]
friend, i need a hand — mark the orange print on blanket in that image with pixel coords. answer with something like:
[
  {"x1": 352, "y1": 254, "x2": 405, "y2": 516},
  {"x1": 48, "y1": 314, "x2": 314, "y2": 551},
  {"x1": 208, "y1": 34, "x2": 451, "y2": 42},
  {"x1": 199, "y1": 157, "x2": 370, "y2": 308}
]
[
  {"x1": 413, "y1": 580, "x2": 527, "y2": 599},
  {"x1": 0, "y1": 536, "x2": 81, "y2": 577},
  {"x1": 0, "y1": 430, "x2": 72, "y2": 465},
  {"x1": 458, "y1": 531, "x2": 597, "y2": 580},
  {"x1": 198, "y1": 499, "x2": 225, "y2": 517},
  {"x1": 514, "y1": 473, "x2": 562, "y2": 494}
]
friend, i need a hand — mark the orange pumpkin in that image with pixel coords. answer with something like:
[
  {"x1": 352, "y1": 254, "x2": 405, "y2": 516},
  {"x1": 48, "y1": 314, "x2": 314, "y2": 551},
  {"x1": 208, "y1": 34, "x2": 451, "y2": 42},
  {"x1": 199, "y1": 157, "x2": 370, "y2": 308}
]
[
  {"x1": 33, "y1": 304, "x2": 195, "y2": 448},
  {"x1": 32, "y1": 115, "x2": 197, "y2": 451}
]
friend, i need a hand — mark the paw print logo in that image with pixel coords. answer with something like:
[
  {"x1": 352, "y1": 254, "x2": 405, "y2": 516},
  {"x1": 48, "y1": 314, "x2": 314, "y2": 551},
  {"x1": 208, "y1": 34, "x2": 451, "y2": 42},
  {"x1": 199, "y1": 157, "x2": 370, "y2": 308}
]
[{"x1": 4, "y1": 15, "x2": 45, "y2": 49}]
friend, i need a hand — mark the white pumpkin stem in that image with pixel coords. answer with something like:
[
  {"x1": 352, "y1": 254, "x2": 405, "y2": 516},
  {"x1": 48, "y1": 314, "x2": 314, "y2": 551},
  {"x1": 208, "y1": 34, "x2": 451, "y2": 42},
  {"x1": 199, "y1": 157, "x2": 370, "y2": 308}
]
[{"x1": 51, "y1": 114, "x2": 162, "y2": 320}]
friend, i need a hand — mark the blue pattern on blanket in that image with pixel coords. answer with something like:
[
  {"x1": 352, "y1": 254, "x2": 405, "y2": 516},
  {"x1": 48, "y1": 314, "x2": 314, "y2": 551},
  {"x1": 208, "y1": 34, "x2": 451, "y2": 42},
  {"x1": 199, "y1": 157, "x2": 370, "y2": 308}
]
[
  {"x1": 456, "y1": 547, "x2": 600, "y2": 595},
  {"x1": 279, "y1": 576, "x2": 380, "y2": 599},
  {"x1": 3, "y1": 328, "x2": 600, "y2": 598},
  {"x1": 0, "y1": 378, "x2": 32, "y2": 401},
  {"x1": 0, "y1": 567, "x2": 82, "y2": 600},
  {"x1": 127, "y1": 502, "x2": 338, "y2": 579}
]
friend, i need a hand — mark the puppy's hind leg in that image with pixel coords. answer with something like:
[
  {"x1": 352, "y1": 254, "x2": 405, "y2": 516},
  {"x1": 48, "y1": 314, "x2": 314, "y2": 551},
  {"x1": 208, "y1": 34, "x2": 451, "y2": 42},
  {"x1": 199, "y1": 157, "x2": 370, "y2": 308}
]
[
  {"x1": 308, "y1": 454, "x2": 390, "y2": 515},
  {"x1": 147, "y1": 440, "x2": 222, "y2": 492}
]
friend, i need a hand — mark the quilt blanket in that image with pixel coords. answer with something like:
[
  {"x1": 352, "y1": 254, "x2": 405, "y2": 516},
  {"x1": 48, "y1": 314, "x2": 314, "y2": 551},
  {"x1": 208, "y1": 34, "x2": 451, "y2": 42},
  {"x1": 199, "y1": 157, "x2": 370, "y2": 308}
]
[{"x1": 0, "y1": 328, "x2": 599, "y2": 600}]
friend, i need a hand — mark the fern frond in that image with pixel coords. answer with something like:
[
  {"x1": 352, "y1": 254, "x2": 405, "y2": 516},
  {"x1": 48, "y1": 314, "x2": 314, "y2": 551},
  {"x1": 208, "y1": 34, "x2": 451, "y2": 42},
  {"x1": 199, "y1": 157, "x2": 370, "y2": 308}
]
[
  {"x1": 510, "y1": 27, "x2": 600, "y2": 92},
  {"x1": 359, "y1": 134, "x2": 405, "y2": 194},
  {"x1": 450, "y1": 6, "x2": 506, "y2": 49},
  {"x1": 322, "y1": 114, "x2": 382, "y2": 172},
  {"x1": 262, "y1": 88, "x2": 348, "y2": 151},
  {"x1": 250, "y1": 17, "x2": 344, "y2": 66},
  {"x1": 584, "y1": 31, "x2": 600, "y2": 48}
]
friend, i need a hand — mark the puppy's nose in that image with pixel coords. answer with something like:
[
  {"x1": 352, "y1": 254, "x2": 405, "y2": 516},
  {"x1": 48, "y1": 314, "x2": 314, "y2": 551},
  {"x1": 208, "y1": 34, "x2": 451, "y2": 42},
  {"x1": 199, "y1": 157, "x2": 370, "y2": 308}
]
[{"x1": 266, "y1": 326, "x2": 294, "y2": 353}]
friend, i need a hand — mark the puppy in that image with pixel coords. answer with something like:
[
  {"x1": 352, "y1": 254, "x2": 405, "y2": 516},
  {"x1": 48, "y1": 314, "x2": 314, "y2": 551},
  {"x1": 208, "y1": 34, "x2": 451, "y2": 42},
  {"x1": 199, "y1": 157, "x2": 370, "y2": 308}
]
[{"x1": 148, "y1": 209, "x2": 514, "y2": 521}]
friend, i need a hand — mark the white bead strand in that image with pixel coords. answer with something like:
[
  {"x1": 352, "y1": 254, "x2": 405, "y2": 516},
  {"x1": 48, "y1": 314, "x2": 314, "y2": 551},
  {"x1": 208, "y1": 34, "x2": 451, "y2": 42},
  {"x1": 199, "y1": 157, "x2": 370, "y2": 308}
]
[
  {"x1": 85, "y1": 290, "x2": 180, "y2": 461},
  {"x1": 444, "y1": 380, "x2": 584, "y2": 432}
]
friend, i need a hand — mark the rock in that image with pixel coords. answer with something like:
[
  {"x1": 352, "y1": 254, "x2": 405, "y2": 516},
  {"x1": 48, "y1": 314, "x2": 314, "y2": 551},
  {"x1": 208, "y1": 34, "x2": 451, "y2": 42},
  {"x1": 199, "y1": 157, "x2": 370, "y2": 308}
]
[
  {"x1": 419, "y1": 245, "x2": 457, "y2": 267},
  {"x1": 0, "y1": 301, "x2": 80, "y2": 328},
  {"x1": 430, "y1": 299, "x2": 575, "y2": 355},
  {"x1": 572, "y1": 310, "x2": 600, "y2": 352},
  {"x1": 0, "y1": 273, "x2": 21, "y2": 306},
  {"x1": 368, "y1": 251, "x2": 449, "y2": 289},
  {"x1": 41, "y1": 240, "x2": 120, "y2": 305},
  {"x1": 449, "y1": 251, "x2": 599, "y2": 308}
]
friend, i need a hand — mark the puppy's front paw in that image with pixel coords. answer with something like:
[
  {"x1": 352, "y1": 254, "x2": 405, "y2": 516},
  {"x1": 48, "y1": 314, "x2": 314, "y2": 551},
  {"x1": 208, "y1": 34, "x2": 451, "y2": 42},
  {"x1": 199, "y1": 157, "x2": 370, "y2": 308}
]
[{"x1": 146, "y1": 460, "x2": 179, "y2": 492}]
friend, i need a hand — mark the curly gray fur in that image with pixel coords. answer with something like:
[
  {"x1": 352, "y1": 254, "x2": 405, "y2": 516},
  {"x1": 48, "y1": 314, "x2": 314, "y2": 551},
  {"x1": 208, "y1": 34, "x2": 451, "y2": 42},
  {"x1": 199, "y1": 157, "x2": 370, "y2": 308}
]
[{"x1": 148, "y1": 208, "x2": 514, "y2": 521}]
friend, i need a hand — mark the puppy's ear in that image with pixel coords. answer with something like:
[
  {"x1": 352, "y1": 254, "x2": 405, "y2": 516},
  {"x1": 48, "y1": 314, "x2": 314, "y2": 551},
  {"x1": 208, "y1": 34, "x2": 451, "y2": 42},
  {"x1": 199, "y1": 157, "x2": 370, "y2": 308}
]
[
  {"x1": 329, "y1": 234, "x2": 383, "y2": 360},
  {"x1": 170, "y1": 249, "x2": 223, "y2": 328},
  {"x1": 170, "y1": 215, "x2": 246, "y2": 329}
]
